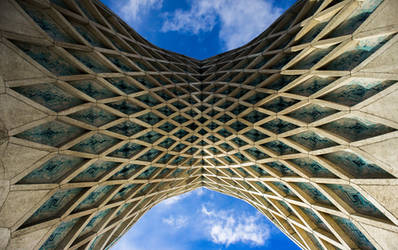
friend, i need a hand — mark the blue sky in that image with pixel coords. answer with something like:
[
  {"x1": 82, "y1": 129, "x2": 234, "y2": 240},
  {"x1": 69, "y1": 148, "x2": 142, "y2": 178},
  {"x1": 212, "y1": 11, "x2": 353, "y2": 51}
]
[
  {"x1": 112, "y1": 188, "x2": 300, "y2": 250},
  {"x1": 104, "y1": 0, "x2": 300, "y2": 249},
  {"x1": 101, "y1": 0, "x2": 297, "y2": 59}
]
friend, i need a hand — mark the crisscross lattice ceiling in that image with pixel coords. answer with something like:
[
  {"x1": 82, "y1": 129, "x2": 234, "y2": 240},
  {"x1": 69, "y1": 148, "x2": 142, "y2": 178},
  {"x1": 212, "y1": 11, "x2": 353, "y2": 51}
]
[{"x1": 1, "y1": 0, "x2": 398, "y2": 249}]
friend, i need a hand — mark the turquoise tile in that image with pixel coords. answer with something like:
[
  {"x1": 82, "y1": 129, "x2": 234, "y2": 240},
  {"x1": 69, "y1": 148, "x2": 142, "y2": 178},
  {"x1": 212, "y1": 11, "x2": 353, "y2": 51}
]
[
  {"x1": 19, "y1": 155, "x2": 85, "y2": 184},
  {"x1": 13, "y1": 83, "x2": 83, "y2": 112},
  {"x1": 69, "y1": 107, "x2": 117, "y2": 127},
  {"x1": 322, "y1": 151, "x2": 393, "y2": 178},
  {"x1": 71, "y1": 133, "x2": 120, "y2": 154},
  {"x1": 320, "y1": 117, "x2": 395, "y2": 142},
  {"x1": 15, "y1": 121, "x2": 86, "y2": 147}
]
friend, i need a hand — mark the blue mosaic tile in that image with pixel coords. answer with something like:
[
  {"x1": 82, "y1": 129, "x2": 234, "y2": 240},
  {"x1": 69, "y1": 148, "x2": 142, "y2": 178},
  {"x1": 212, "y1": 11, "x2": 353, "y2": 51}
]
[
  {"x1": 273, "y1": 182, "x2": 298, "y2": 197},
  {"x1": 231, "y1": 137, "x2": 248, "y2": 147},
  {"x1": 132, "y1": 76, "x2": 156, "y2": 88},
  {"x1": 262, "y1": 97, "x2": 299, "y2": 113},
  {"x1": 137, "y1": 112, "x2": 162, "y2": 125},
  {"x1": 70, "y1": 80, "x2": 116, "y2": 100},
  {"x1": 244, "y1": 129, "x2": 269, "y2": 141},
  {"x1": 107, "y1": 100, "x2": 144, "y2": 115},
  {"x1": 13, "y1": 41, "x2": 82, "y2": 75},
  {"x1": 13, "y1": 83, "x2": 83, "y2": 112},
  {"x1": 108, "y1": 120, "x2": 145, "y2": 137},
  {"x1": 300, "y1": 207, "x2": 330, "y2": 232},
  {"x1": 108, "y1": 142, "x2": 145, "y2": 159},
  {"x1": 320, "y1": 117, "x2": 395, "y2": 142},
  {"x1": 72, "y1": 22, "x2": 106, "y2": 48},
  {"x1": 159, "y1": 137, "x2": 176, "y2": 148},
  {"x1": 171, "y1": 156, "x2": 186, "y2": 165},
  {"x1": 248, "y1": 74, "x2": 271, "y2": 87},
  {"x1": 15, "y1": 121, "x2": 86, "y2": 147},
  {"x1": 323, "y1": 34, "x2": 391, "y2": 71},
  {"x1": 288, "y1": 104, "x2": 338, "y2": 123},
  {"x1": 74, "y1": 185, "x2": 114, "y2": 212},
  {"x1": 137, "y1": 149, "x2": 161, "y2": 161},
  {"x1": 71, "y1": 133, "x2": 120, "y2": 154},
  {"x1": 136, "y1": 167, "x2": 157, "y2": 179},
  {"x1": 256, "y1": 181, "x2": 271, "y2": 192},
  {"x1": 138, "y1": 131, "x2": 163, "y2": 144},
  {"x1": 265, "y1": 75, "x2": 299, "y2": 90},
  {"x1": 39, "y1": 218, "x2": 79, "y2": 250},
  {"x1": 19, "y1": 2, "x2": 75, "y2": 43},
  {"x1": 107, "y1": 78, "x2": 141, "y2": 94},
  {"x1": 326, "y1": 184, "x2": 386, "y2": 219},
  {"x1": 110, "y1": 164, "x2": 143, "y2": 180},
  {"x1": 25, "y1": 188, "x2": 84, "y2": 226},
  {"x1": 266, "y1": 161, "x2": 298, "y2": 176},
  {"x1": 271, "y1": 52, "x2": 299, "y2": 70},
  {"x1": 244, "y1": 91, "x2": 270, "y2": 104},
  {"x1": 321, "y1": 79, "x2": 395, "y2": 106},
  {"x1": 174, "y1": 129, "x2": 189, "y2": 138},
  {"x1": 173, "y1": 143, "x2": 187, "y2": 152},
  {"x1": 136, "y1": 94, "x2": 161, "y2": 107},
  {"x1": 322, "y1": 151, "x2": 393, "y2": 178},
  {"x1": 243, "y1": 110, "x2": 268, "y2": 123},
  {"x1": 69, "y1": 107, "x2": 117, "y2": 127},
  {"x1": 295, "y1": 182, "x2": 333, "y2": 206},
  {"x1": 19, "y1": 155, "x2": 85, "y2": 184},
  {"x1": 327, "y1": 0, "x2": 383, "y2": 38},
  {"x1": 292, "y1": 45, "x2": 337, "y2": 69},
  {"x1": 262, "y1": 141, "x2": 299, "y2": 155},
  {"x1": 220, "y1": 142, "x2": 233, "y2": 151},
  {"x1": 217, "y1": 128, "x2": 232, "y2": 138},
  {"x1": 289, "y1": 158, "x2": 336, "y2": 178},
  {"x1": 111, "y1": 184, "x2": 137, "y2": 201},
  {"x1": 331, "y1": 215, "x2": 376, "y2": 250},
  {"x1": 68, "y1": 50, "x2": 111, "y2": 73},
  {"x1": 289, "y1": 76, "x2": 337, "y2": 97},
  {"x1": 80, "y1": 208, "x2": 111, "y2": 235},
  {"x1": 71, "y1": 161, "x2": 119, "y2": 182},
  {"x1": 288, "y1": 131, "x2": 338, "y2": 150},
  {"x1": 105, "y1": 54, "x2": 135, "y2": 72},
  {"x1": 250, "y1": 165, "x2": 270, "y2": 176},
  {"x1": 261, "y1": 118, "x2": 298, "y2": 134},
  {"x1": 295, "y1": 21, "x2": 327, "y2": 44},
  {"x1": 278, "y1": 200, "x2": 294, "y2": 215}
]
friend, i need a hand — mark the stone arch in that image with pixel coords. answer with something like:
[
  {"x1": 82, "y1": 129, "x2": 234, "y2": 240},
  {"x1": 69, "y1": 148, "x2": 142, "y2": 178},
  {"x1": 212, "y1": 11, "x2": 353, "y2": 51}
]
[{"x1": 0, "y1": 0, "x2": 398, "y2": 249}]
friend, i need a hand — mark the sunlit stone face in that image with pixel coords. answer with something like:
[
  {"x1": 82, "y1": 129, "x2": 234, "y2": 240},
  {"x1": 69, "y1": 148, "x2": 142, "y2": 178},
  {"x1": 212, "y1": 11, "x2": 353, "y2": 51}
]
[{"x1": 1, "y1": 0, "x2": 398, "y2": 249}]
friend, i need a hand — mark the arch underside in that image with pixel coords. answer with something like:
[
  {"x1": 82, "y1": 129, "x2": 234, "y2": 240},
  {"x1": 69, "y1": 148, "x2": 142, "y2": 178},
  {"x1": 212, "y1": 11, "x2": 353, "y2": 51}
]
[{"x1": 1, "y1": 0, "x2": 398, "y2": 249}]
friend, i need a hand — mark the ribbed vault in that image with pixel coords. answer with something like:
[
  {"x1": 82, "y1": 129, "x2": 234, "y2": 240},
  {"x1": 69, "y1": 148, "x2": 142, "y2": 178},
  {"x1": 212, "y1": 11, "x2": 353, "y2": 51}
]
[{"x1": 1, "y1": 0, "x2": 398, "y2": 249}]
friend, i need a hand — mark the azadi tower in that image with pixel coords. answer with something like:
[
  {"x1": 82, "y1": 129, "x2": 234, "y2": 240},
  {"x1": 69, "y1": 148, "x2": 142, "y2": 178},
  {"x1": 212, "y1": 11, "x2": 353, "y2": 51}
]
[{"x1": 0, "y1": 0, "x2": 398, "y2": 249}]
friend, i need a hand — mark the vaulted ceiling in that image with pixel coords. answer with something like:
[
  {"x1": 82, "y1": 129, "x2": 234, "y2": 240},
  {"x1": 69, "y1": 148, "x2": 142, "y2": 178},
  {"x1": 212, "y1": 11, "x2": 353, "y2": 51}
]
[{"x1": 1, "y1": 0, "x2": 398, "y2": 249}]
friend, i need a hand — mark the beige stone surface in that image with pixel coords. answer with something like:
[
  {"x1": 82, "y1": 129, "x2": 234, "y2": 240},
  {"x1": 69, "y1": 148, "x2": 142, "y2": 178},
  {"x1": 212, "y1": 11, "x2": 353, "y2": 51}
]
[
  {"x1": 356, "y1": 0, "x2": 398, "y2": 35},
  {"x1": 1, "y1": 143, "x2": 48, "y2": 180},
  {"x1": 0, "y1": 180, "x2": 9, "y2": 210},
  {"x1": 0, "y1": 94, "x2": 47, "y2": 131},
  {"x1": 359, "y1": 184, "x2": 398, "y2": 219},
  {"x1": 360, "y1": 222, "x2": 398, "y2": 250},
  {"x1": 359, "y1": 137, "x2": 398, "y2": 177},
  {"x1": 0, "y1": 0, "x2": 44, "y2": 38},
  {"x1": 0, "y1": 189, "x2": 50, "y2": 228},
  {"x1": 359, "y1": 39, "x2": 398, "y2": 74},
  {"x1": 0, "y1": 43, "x2": 46, "y2": 81},
  {"x1": 0, "y1": 227, "x2": 10, "y2": 249},
  {"x1": 7, "y1": 226, "x2": 51, "y2": 250},
  {"x1": 360, "y1": 88, "x2": 398, "y2": 123}
]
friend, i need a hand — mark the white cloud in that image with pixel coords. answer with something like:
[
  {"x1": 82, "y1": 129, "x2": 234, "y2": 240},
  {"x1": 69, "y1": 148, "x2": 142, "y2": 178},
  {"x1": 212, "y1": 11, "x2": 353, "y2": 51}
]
[
  {"x1": 201, "y1": 205, "x2": 270, "y2": 246},
  {"x1": 162, "y1": 215, "x2": 188, "y2": 229},
  {"x1": 117, "y1": 0, "x2": 163, "y2": 23},
  {"x1": 161, "y1": 0, "x2": 282, "y2": 50}
]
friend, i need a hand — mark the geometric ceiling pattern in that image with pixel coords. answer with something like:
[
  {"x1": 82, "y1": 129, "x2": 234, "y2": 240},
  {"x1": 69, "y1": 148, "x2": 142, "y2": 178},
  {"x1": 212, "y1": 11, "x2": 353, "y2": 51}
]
[{"x1": 0, "y1": 0, "x2": 398, "y2": 249}]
